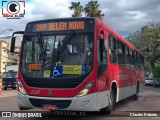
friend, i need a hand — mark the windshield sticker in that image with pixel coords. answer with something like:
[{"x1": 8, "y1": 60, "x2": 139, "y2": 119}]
[
  {"x1": 27, "y1": 64, "x2": 41, "y2": 70},
  {"x1": 82, "y1": 65, "x2": 86, "y2": 75},
  {"x1": 44, "y1": 70, "x2": 51, "y2": 78},
  {"x1": 51, "y1": 66, "x2": 63, "y2": 77},
  {"x1": 62, "y1": 65, "x2": 82, "y2": 74},
  {"x1": 51, "y1": 65, "x2": 85, "y2": 77}
]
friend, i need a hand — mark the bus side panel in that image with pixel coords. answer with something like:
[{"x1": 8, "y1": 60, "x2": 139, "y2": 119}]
[{"x1": 117, "y1": 66, "x2": 138, "y2": 101}]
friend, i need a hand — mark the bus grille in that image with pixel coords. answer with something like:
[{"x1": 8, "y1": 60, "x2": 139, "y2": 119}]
[
  {"x1": 29, "y1": 98, "x2": 72, "y2": 109},
  {"x1": 26, "y1": 81, "x2": 81, "y2": 88}
]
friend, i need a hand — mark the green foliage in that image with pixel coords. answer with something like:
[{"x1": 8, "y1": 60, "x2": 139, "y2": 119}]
[
  {"x1": 145, "y1": 62, "x2": 151, "y2": 72},
  {"x1": 127, "y1": 22, "x2": 160, "y2": 77},
  {"x1": 69, "y1": 2, "x2": 84, "y2": 17},
  {"x1": 84, "y1": 0, "x2": 104, "y2": 20},
  {"x1": 152, "y1": 64, "x2": 160, "y2": 78},
  {"x1": 69, "y1": 0, "x2": 104, "y2": 20}
]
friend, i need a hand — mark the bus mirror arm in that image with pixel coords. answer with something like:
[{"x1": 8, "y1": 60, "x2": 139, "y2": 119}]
[
  {"x1": 10, "y1": 31, "x2": 24, "y2": 53},
  {"x1": 10, "y1": 37, "x2": 16, "y2": 53}
]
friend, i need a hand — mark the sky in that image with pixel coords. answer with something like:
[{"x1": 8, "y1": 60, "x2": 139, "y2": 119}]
[{"x1": 0, "y1": 0, "x2": 160, "y2": 40}]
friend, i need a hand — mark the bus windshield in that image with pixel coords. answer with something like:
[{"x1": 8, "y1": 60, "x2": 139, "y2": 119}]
[{"x1": 21, "y1": 32, "x2": 93, "y2": 79}]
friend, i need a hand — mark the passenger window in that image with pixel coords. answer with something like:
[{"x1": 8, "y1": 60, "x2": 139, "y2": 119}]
[
  {"x1": 117, "y1": 41, "x2": 124, "y2": 65},
  {"x1": 97, "y1": 37, "x2": 107, "y2": 64},
  {"x1": 137, "y1": 53, "x2": 141, "y2": 69},
  {"x1": 129, "y1": 48, "x2": 132, "y2": 67},
  {"x1": 125, "y1": 46, "x2": 130, "y2": 67},
  {"x1": 131, "y1": 50, "x2": 135, "y2": 68},
  {"x1": 109, "y1": 35, "x2": 117, "y2": 63},
  {"x1": 141, "y1": 56, "x2": 145, "y2": 70},
  {"x1": 135, "y1": 52, "x2": 138, "y2": 69}
]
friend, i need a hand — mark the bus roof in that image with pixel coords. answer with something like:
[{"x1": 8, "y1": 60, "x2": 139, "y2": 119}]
[{"x1": 27, "y1": 17, "x2": 95, "y2": 24}]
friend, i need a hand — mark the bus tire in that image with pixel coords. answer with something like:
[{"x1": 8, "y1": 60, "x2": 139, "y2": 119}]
[
  {"x1": 133, "y1": 84, "x2": 139, "y2": 100},
  {"x1": 19, "y1": 107, "x2": 29, "y2": 110},
  {"x1": 100, "y1": 89, "x2": 115, "y2": 114}
]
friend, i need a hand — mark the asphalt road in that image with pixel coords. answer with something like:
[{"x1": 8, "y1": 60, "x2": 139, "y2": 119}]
[{"x1": 0, "y1": 86, "x2": 160, "y2": 120}]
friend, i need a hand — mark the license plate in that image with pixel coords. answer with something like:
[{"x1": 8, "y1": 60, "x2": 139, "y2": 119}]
[
  {"x1": 42, "y1": 104, "x2": 57, "y2": 110},
  {"x1": 8, "y1": 85, "x2": 11, "y2": 87}
]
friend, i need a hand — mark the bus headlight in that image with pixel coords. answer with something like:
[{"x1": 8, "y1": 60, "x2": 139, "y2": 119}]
[
  {"x1": 17, "y1": 80, "x2": 26, "y2": 95},
  {"x1": 77, "y1": 81, "x2": 94, "y2": 97}
]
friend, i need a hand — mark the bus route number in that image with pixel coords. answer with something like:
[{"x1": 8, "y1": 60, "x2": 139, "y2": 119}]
[
  {"x1": 31, "y1": 90, "x2": 40, "y2": 95},
  {"x1": 36, "y1": 24, "x2": 47, "y2": 31}
]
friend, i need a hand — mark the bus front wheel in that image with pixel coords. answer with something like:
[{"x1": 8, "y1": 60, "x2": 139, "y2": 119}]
[
  {"x1": 100, "y1": 89, "x2": 115, "y2": 114},
  {"x1": 19, "y1": 107, "x2": 30, "y2": 110}
]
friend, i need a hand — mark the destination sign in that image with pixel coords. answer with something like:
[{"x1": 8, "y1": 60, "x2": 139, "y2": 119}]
[
  {"x1": 27, "y1": 64, "x2": 42, "y2": 70},
  {"x1": 32, "y1": 21, "x2": 85, "y2": 32},
  {"x1": 25, "y1": 19, "x2": 94, "y2": 33}
]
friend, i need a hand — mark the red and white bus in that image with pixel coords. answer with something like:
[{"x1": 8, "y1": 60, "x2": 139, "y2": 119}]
[{"x1": 10, "y1": 17, "x2": 145, "y2": 114}]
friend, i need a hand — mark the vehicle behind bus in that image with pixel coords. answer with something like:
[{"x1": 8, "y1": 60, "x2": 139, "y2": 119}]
[{"x1": 2, "y1": 70, "x2": 17, "y2": 90}]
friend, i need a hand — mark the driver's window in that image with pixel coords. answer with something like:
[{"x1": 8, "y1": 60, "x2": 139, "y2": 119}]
[
  {"x1": 97, "y1": 36, "x2": 108, "y2": 77},
  {"x1": 97, "y1": 37, "x2": 107, "y2": 64}
]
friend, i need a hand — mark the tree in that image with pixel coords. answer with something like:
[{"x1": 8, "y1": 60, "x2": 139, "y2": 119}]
[
  {"x1": 84, "y1": 0, "x2": 104, "y2": 20},
  {"x1": 69, "y1": 0, "x2": 105, "y2": 20},
  {"x1": 69, "y1": 2, "x2": 84, "y2": 17},
  {"x1": 126, "y1": 22, "x2": 160, "y2": 78},
  {"x1": 141, "y1": 24, "x2": 160, "y2": 76}
]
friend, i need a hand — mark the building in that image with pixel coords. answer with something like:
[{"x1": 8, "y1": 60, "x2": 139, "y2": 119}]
[
  {"x1": 0, "y1": 37, "x2": 20, "y2": 75},
  {"x1": 8, "y1": 46, "x2": 20, "y2": 65},
  {"x1": 0, "y1": 40, "x2": 9, "y2": 75}
]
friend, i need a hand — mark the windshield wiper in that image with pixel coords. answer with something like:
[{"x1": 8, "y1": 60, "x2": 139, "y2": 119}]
[
  {"x1": 58, "y1": 31, "x2": 75, "y2": 52},
  {"x1": 57, "y1": 31, "x2": 75, "y2": 61},
  {"x1": 51, "y1": 31, "x2": 75, "y2": 65},
  {"x1": 38, "y1": 33, "x2": 50, "y2": 68}
]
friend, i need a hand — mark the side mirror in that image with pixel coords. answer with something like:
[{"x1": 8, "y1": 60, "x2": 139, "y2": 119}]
[
  {"x1": 10, "y1": 36, "x2": 16, "y2": 53},
  {"x1": 10, "y1": 31, "x2": 24, "y2": 53}
]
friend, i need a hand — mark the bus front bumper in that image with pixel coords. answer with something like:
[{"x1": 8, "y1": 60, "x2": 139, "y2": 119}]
[{"x1": 18, "y1": 92, "x2": 102, "y2": 111}]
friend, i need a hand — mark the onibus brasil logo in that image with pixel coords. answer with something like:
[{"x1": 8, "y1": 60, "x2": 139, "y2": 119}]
[{"x1": 1, "y1": 0, "x2": 25, "y2": 19}]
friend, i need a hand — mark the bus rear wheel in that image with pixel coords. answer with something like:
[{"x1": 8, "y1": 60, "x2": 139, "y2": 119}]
[
  {"x1": 100, "y1": 89, "x2": 115, "y2": 114},
  {"x1": 133, "y1": 84, "x2": 139, "y2": 100}
]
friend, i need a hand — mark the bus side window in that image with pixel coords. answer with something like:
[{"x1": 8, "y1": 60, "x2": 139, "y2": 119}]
[
  {"x1": 117, "y1": 41, "x2": 124, "y2": 65},
  {"x1": 141, "y1": 56, "x2": 145, "y2": 70},
  {"x1": 129, "y1": 48, "x2": 132, "y2": 67},
  {"x1": 109, "y1": 35, "x2": 117, "y2": 63},
  {"x1": 125, "y1": 45, "x2": 130, "y2": 67},
  {"x1": 137, "y1": 53, "x2": 141, "y2": 69},
  {"x1": 135, "y1": 52, "x2": 140, "y2": 69},
  {"x1": 131, "y1": 50, "x2": 135, "y2": 68},
  {"x1": 135, "y1": 52, "x2": 138, "y2": 69},
  {"x1": 139, "y1": 54, "x2": 143, "y2": 69}
]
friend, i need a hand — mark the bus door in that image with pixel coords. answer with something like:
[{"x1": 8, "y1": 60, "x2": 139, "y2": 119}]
[{"x1": 96, "y1": 27, "x2": 110, "y2": 108}]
